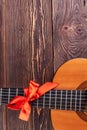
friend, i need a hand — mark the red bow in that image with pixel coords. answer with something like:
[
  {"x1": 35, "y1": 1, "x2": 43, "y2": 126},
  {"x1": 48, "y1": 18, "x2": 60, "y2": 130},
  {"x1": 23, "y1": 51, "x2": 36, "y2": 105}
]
[{"x1": 7, "y1": 80, "x2": 58, "y2": 121}]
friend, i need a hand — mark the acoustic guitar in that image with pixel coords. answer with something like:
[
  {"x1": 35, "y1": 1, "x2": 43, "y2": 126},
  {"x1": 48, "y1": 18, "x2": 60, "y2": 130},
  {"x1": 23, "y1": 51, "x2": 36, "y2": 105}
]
[{"x1": 0, "y1": 58, "x2": 87, "y2": 130}]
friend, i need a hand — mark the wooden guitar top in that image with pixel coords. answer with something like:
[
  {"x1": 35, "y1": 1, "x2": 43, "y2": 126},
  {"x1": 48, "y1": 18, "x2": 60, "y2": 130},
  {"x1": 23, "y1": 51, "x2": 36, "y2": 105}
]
[{"x1": 51, "y1": 58, "x2": 87, "y2": 130}]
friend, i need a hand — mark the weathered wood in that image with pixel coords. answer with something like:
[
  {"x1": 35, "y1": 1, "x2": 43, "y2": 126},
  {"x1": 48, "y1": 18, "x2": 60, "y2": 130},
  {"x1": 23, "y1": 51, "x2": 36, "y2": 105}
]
[
  {"x1": 0, "y1": 0, "x2": 7, "y2": 130},
  {"x1": 4, "y1": 0, "x2": 53, "y2": 130},
  {"x1": 53, "y1": 0, "x2": 87, "y2": 71},
  {"x1": 0, "y1": 0, "x2": 87, "y2": 130},
  {"x1": 5, "y1": 0, "x2": 33, "y2": 130},
  {"x1": 32, "y1": 0, "x2": 53, "y2": 130},
  {"x1": 52, "y1": 0, "x2": 87, "y2": 129}
]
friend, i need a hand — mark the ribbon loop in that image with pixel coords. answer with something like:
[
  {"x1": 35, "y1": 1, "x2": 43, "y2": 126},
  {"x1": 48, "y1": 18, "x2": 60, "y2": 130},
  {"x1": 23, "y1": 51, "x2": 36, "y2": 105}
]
[{"x1": 7, "y1": 80, "x2": 58, "y2": 121}]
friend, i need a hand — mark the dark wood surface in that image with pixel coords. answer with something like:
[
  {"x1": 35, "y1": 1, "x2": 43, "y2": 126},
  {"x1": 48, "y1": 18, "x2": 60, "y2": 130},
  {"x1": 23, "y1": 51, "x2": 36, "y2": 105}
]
[{"x1": 0, "y1": 0, "x2": 87, "y2": 130}]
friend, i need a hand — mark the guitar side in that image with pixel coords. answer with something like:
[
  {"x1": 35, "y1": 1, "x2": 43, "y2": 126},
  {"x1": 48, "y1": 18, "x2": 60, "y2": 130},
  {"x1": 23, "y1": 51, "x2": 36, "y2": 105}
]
[{"x1": 51, "y1": 58, "x2": 87, "y2": 130}]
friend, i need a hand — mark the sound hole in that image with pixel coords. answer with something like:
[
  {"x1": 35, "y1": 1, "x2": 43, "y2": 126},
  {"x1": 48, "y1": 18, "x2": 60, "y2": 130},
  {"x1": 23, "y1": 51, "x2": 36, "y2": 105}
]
[{"x1": 76, "y1": 81, "x2": 87, "y2": 121}]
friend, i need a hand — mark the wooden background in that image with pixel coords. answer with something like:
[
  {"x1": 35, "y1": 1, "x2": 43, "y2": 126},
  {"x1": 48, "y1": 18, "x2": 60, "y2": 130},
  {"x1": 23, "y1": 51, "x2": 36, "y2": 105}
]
[{"x1": 0, "y1": 0, "x2": 87, "y2": 130}]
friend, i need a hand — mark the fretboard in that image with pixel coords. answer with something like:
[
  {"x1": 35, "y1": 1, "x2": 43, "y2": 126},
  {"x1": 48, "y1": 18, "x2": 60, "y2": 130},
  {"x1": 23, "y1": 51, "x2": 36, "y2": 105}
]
[{"x1": 0, "y1": 88, "x2": 87, "y2": 111}]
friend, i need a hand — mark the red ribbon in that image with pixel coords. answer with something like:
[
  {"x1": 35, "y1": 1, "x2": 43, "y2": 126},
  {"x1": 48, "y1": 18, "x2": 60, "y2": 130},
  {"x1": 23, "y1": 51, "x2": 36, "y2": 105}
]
[{"x1": 7, "y1": 80, "x2": 58, "y2": 121}]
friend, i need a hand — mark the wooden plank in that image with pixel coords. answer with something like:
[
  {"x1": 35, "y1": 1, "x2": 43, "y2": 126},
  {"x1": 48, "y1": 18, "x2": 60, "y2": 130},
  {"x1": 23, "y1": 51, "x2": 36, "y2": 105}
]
[
  {"x1": 5, "y1": 0, "x2": 53, "y2": 130},
  {"x1": 52, "y1": 0, "x2": 87, "y2": 71},
  {"x1": 52, "y1": 0, "x2": 87, "y2": 129},
  {"x1": 32, "y1": 0, "x2": 53, "y2": 130},
  {"x1": 5, "y1": 0, "x2": 34, "y2": 130},
  {"x1": 0, "y1": 0, "x2": 7, "y2": 130},
  {"x1": 3, "y1": 0, "x2": 87, "y2": 130}
]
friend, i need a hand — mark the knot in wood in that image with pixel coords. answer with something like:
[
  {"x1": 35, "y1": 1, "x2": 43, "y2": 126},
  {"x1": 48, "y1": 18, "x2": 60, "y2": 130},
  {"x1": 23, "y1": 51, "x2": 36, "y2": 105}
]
[
  {"x1": 75, "y1": 25, "x2": 86, "y2": 35},
  {"x1": 74, "y1": 24, "x2": 87, "y2": 41},
  {"x1": 62, "y1": 23, "x2": 87, "y2": 42}
]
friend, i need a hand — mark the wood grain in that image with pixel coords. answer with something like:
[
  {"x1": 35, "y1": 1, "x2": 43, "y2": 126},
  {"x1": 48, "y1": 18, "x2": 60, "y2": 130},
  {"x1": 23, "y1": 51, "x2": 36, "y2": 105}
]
[
  {"x1": 52, "y1": 0, "x2": 87, "y2": 130},
  {"x1": 5, "y1": 0, "x2": 33, "y2": 130},
  {"x1": 0, "y1": 0, "x2": 87, "y2": 130},
  {"x1": 32, "y1": 0, "x2": 53, "y2": 130},
  {"x1": 4, "y1": 0, "x2": 53, "y2": 130},
  {"x1": 52, "y1": 0, "x2": 87, "y2": 71},
  {"x1": 0, "y1": 0, "x2": 7, "y2": 130}
]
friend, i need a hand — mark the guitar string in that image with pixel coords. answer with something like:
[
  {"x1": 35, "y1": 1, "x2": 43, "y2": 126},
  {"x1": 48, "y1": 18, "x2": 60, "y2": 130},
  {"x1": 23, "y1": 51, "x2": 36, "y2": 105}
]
[
  {"x1": 1, "y1": 90, "x2": 86, "y2": 95},
  {"x1": 0, "y1": 88, "x2": 86, "y2": 110},
  {"x1": 1, "y1": 94, "x2": 86, "y2": 98},
  {"x1": 1, "y1": 93, "x2": 87, "y2": 98},
  {"x1": 1, "y1": 90, "x2": 87, "y2": 103},
  {"x1": 1, "y1": 93, "x2": 86, "y2": 100},
  {"x1": 1, "y1": 92, "x2": 87, "y2": 99},
  {"x1": 1, "y1": 90, "x2": 86, "y2": 109},
  {"x1": 2, "y1": 97, "x2": 86, "y2": 100},
  {"x1": 1, "y1": 102, "x2": 85, "y2": 111},
  {"x1": 1, "y1": 99, "x2": 86, "y2": 108},
  {"x1": 2, "y1": 97, "x2": 86, "y2": 106},
  {"x1": 1, "y1": 98, "x2": 86, "y2": 109},
  {"x1": 1, "y1": 100, "x2": 86, "y2": 109}
]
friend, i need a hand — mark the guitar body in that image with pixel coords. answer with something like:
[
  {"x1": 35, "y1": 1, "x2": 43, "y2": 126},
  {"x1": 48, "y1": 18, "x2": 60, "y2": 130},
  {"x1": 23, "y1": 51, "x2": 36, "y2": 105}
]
[{"x1": 51, "y1": 58, "x2": 87, "y2": 130}]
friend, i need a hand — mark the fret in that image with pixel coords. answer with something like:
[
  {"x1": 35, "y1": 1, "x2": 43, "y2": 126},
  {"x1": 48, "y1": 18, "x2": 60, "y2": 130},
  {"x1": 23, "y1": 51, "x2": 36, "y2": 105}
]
[
  {"x1": 43, "y1": 94, "x2": 45, "y2": 108},
  {"x1": 71, "y1": 90, "x2": 75, "y2": 110},
  {"x1": 62, "y1": 91, "x2": 66, "y2": 110},
  {"x1": 56, "y1": 91, "x2": 60, "y2": 109},
  {"x1": 36, "y1": 98, "x2": 39, "y2": 108},
  {"x1": 70, "y1": 90, "x2": 72, "y2": 110},
  {"x1": 16, "y1": 88, "x2": 18, "y2": 96},
  {"x1": 55, "y1": 90, "x2": 57, "y2": 109},
  {"x1": 44, "y1": 92, "x2": 49, "y2": 108},
  {"x1": 75, "y1": 90, "x2": 77, "y2": 111},
  {"x1": 67, "y1": 90, "x2": 71, "y2": 110},
  {"x1": 49, "y1": 90, "x2": 51, "y2": 109},
  {"x1": 36, "y1": 96, "x2": 43, "y2": 108},
  {"x1": 60, "y1": 90, "x2": 63, "y2": 110},
  {"x1": 50, "y1": 91, "x2": 56, "y2": 109},
  {"x1": 0, "y1": 88, "x2": 2, "y2": 105},
  {"x1": 65, "y1": 90, "x2": 68, "y2": 110},
  {"x1": 79, "y1": 90, "x2": 82, "y2": 111},
  {"x1": 8, "y1": 88, "x2": 10, "y2": 103},
  {"x1": 80, "y1": 91, "x2": 86, "y2": 111}
]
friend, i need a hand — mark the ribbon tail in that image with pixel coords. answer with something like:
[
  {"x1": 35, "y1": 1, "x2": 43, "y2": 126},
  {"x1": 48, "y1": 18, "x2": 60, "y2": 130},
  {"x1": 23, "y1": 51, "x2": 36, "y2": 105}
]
[
  {"x1": 37, "y1": 82, "x2": 58, "y2": 97},
  {"x1": 7, "y1": 96, "x2": 26, "y2": 110},
  {"x1": 19, "y1": 102, "x2": 31, "y2": 121}
]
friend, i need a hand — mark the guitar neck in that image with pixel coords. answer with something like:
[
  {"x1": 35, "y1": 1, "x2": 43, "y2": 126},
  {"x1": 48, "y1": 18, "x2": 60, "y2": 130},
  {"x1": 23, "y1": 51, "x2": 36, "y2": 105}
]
[{"x1": 0, "y1": 88, "x2": 87, "y2": 111}]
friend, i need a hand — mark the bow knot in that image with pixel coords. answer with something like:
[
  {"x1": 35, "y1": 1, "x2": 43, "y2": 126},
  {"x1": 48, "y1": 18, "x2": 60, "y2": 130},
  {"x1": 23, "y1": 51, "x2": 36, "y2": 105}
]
[{"x1": 7, "y1": 80, "x2": 58, "y2": 121}]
